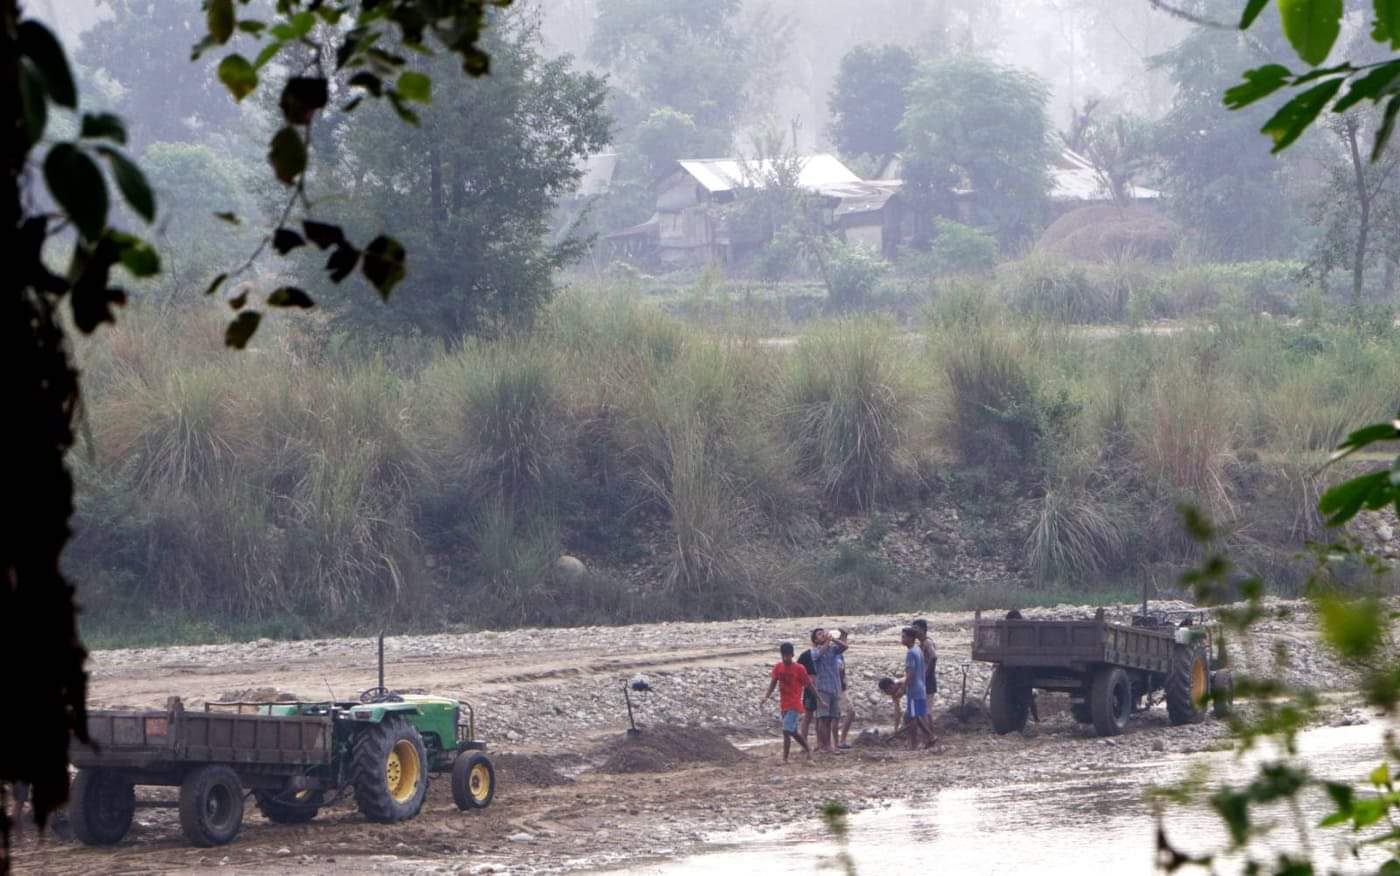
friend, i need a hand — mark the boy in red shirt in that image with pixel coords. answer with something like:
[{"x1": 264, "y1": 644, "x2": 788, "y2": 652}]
[{"x1": 761, "y1": 642, "x2": 816, "y2": 763}]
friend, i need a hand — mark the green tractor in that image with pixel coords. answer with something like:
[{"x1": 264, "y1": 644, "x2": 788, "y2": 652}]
[
  {"x1": 68, "y1": 636, "x2": 495, "y2": 846},
  {"x1": 248, "y1": 635, "x2": 497, "y2": 825}
]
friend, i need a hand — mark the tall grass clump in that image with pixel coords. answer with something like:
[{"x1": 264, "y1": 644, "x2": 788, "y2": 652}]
[
  {"x1": 1135, "y1": 348, "x2": 1240, "y2": 521},
  {"x1": 419, "y1": 340, "x2": 566, "y2": 516},
  {"x1": 781, "y1": 319, "x2": 911, "y2": 510},
  {"x1": 1026, "y1": 481, "x2": 1125, "y2": 586},
  {"x1": 939, "y1": 324, "x2": 1053, "y2": 470},
  {"x1": 999, "y1": 255, "x2": 1119, "y2": 323}
]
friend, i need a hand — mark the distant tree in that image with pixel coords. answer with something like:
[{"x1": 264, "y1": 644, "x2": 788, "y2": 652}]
[
  {"x1": 588, "y1": 0, "x2": 747, "y2": 154},
  {"x1": 331, "y1": 14, "x2": 610, "y2": 338},
  {"x1": 634, "y1": 107, "x2": 705, "y2": 177},
  {"x1": 828, "y1": 44, "x2": 917, "y2": 163},
  {"x1": 900, "y1": 55, "x2": 1051, "y2": 245},
  {"x1": 75, "y1": 0, "x2": 241, "y2": 147},
  {"x1": 1308, "y1": 112, "x2": 1400, "y2": 303},
  {"x1": 1150, "y1": 0, "x2": 1304, "y2": 260},
  {"x1": 1078, "y1": 110, "x2": 1154, "y2": 206}
]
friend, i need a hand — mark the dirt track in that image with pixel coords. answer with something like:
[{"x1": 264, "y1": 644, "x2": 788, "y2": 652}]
[{"x1": 12, "y1": 600, "x2": 1360, "y2": 874}]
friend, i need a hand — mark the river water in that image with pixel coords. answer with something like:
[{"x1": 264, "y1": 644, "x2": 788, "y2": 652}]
[{"x1": 622, "y1": 722, "x2": 1392, "y2": 875}]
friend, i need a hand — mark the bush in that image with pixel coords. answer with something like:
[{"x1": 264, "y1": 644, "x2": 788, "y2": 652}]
[
  {"x1": 825, "y1": 241, "x2": 886, "y2": 310},
  {"x1": 1000, "y1": 255, "x2": 1120, "y2": 323},
  {"x1": 928, "y1": 219, "x2": 1000, "y2": 275},
  {"x1": 782, "y1": 319, "x2": 911, "y2": 510},
  {"x1": 1026, "y1": 484, "x2": 1125, "y2": 586}
]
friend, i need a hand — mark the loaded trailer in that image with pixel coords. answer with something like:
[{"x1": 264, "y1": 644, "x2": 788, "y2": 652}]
[
  {"x1": 69, "y1": 686, "x2": 496, "y2": 846},
  {"x1": 970, "y1": 607, "x2": 1233, "y2": 737}
]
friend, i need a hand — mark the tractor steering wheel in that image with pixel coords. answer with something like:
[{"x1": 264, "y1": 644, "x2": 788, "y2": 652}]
[{"x1": 358, "y1": 687, "x2": 404, "y2": 704}]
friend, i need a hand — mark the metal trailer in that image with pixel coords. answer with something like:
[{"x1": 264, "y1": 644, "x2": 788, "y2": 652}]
[
  {"x1": 970, "y1": 608, "x2": 1233, "y2": 737},
  {"x1": 68, "y1": 697, "x2": 332, "y2": 847}
]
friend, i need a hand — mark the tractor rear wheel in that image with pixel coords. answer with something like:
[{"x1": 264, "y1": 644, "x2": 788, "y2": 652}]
[
  {"x1": 1211, "y1": 669, "x2": 1234, "y2": 719},
  {"x1": 352, "y1": 716, "x2": 429, "y2": 823},
  {"x1": 988, "y1": 666, "x2": 1029, "y2": 734},
  {"x1": 1089, "y1": 666, "x2": 1132, "y2": 737},
  {"x1": 254, "y1": 789, "x2": 324, "y2": 824},
  {"x1": 452, "y1": 752, "x2": 496, "y2": 810},
  {"x1": 68, "y1": 768, "x2": 135, "y2": 846},
  {"x1": 1167, "y1": 643, "x2": 1209, "y2": 726},
  {"x1": 178, "y1": 764, "x2": 244, "y2": 847}
]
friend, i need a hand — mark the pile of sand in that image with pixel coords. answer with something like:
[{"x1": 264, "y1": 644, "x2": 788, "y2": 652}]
[{"x1": 593, "y1": 726, "x2": 745, "y2": 774}]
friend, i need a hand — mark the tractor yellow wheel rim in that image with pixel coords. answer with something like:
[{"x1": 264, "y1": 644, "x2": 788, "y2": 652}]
[
  {"x1": 386, "y1": 740, "x2": 421, "y2": 804},
  {"x1": 469, "y1": 763, "x2": 490, "y2": 802},
  {"x1": 1190, "y1": 657, "x2": 1208, "y2": 706}
]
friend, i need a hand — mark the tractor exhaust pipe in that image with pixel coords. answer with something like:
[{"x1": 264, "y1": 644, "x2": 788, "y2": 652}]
[{"x1": 378, "y1": 632, "x2": 385, "y2": 693}]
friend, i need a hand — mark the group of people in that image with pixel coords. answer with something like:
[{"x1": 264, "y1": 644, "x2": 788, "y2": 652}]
[{"x1": 761, "y1": 620, "x2": 939, "y2": 762}]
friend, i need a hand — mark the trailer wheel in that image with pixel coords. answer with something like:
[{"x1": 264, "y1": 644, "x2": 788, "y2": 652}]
[
  {"x1": 178, "y1": 765, "x2": 244, "y2": 847},
  {"x1": 1090, "y1": 666, "x2": 1132, "y2": 737},
  {"x1": 1211, "y1": 669, "x2": 1234, "y2": 719},
  {"x1": 68, "y1": 768, "x2": 135, "y2": 846},
  {"x1": 254, "y1": 789, "x2": 324, "y2": 824},
  {"x1": 452, "y1": 752, "x2": 496, "y2": 810},
  {"x1": 1167, "y1": 643, "x2": 1209, "y2": 726},
  {"x1": 352, "y1": 716, "x2": 429, "y2": 823},
  {"x1": 988, "y1": 666, "x2": 1029, "y2": 734}
]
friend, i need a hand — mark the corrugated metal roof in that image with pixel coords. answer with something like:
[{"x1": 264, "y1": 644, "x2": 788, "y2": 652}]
[
  {"x1": 675, "y1": 154, "x2": 863, "y2": 194},
  {"x1": 1050, "y1": 149, "x2": 1160, "y2": 201}
]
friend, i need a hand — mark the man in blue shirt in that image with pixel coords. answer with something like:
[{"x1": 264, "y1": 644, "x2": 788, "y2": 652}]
[
  {"x1": 808, "y1": 627, "x2": 848, "y2": 753},
  {"x1": 900, "y1": 626, "x2": 932, "y2": 750}
]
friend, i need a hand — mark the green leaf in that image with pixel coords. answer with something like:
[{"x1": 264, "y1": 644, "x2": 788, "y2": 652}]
[
  {"x1": 108, "y1": 232, "x2": 160, "y2": 278},
  {"x1": 272, "y1": 227, "x2": 305, "y2": 254},
  {"x1": 80, "y1": 112, "x2": 127, "y2": 144},
  {"x1": 204, "y1": 272, "x2": 229, "y2": 296},
  {"x1": 18, "y1": 21, "x2": 76, "y2": 109},
  {"x1": 268, "y1": 127, "x2": 307, "y2": 185},
  {"x1": 396, "y1": 71, "x2": 431, "y2": 103},
  {"x1": 302, "y1": 221, "x2": 346, "y2": 249},
  {"x1": 349, "y1": 71, "x2": 384, "y2": 96},
  {"x1": 362, "y1": 235, "x2": 406, "y2": 299},
  {"x1": 1318, "y1": 596, "x2": 1384, "y2": 660},
  {"x1": 1225, "y1": 64, "x2": 1294, "y2": 110},
  {"x1": 214, "y1": 211, "x2": 240, "y2": 224},
  {"x1": 1371, "y1": 762, "x2": 1392, "y2": 787},
  {"x1": 218, "y1": 54, "x2": 258, "y2": 102},
  {"x1": 1331, "y1": 420, "x2": 1400, "y2": 459},
  {"x1": 254, "y1": 39, "x2": 284, "y2": 70},
  {"x1": 44, "y1": 144, "x2": 108, "y2": 242},
  {"x1": 1376, "y1": 0, "x2": 1400, "y2": 49},
  {"x1": 387, "y1": 91, "x2": 420, "y2": 126},
  {"x1": 325, "y1": 244, "x2": 360, "y2": 282},
  {"x1": 1278, "y1": 0, "x2": 1343, "y2": 65},
  {"x1": 206, "y1": 0, "x2": 235, "y2": 44},
  {"x1": 1319, "y1": 471, "x2": 1392, "y2": 526},
  {"x1": 1240, "y1": 0, "x2": 1270, "y2": 27},
  {"x1": 1260, "y1": 77, "x2": 1345, "y2": 152},
  {"x1": 228, "y1": 286, "x2": 249, "y2": 310},
  {"x1": 225, "y1": 311, "x2": 262, "y2": 349},
  {"x1": 269, "y1": 11, "x2": 315, "y2": 40},
  {"x1": 1373, "y1": 94, "x2": 1400, "y2": 160},
  {"x1": 96, "y1": 147, "x2": 155, "y2": 222},
  {"x1": 279, "y1": 76, "x2": 328, "y2": 125},
  {"x1": 18, "y1": 61, "x2": 48, "y2": 147},
  {"x1": 1333, "y1": 62, "x2": 1400, "y2": 114},
  {"x1": 267, "y1": 287, "x2": 315, "y2": 308},
  {"x1": 237, "y1": 20, "x2": 266, "y2": 35}
]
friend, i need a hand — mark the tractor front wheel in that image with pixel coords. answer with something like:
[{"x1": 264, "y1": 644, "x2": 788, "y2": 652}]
[
  {"x1": 68, "y1": 768, "x2": 135, "y2": 846},
  {"x1": 452, "y1": 752, "x2": 496, "y2": 810},
  {"x1": 352, "y1": 716, "x2": 429, "y2": 823},
  {"x1": 178, "y1": 764, "x2": 244, "y2": 847}
]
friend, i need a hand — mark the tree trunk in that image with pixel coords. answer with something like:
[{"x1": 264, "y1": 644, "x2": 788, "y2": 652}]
[{"x1": 1345, "y1": 119, "x2": 1370, "y2": 307}]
